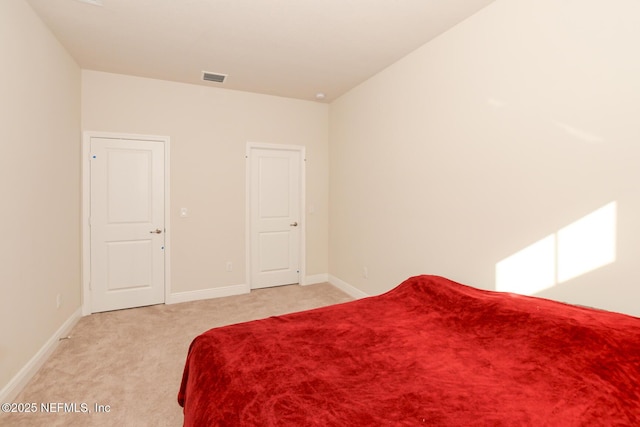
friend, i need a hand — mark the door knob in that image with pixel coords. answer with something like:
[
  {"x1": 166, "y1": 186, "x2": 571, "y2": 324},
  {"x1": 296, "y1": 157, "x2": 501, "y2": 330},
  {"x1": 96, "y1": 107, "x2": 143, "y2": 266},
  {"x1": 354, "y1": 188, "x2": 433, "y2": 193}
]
[
  {"x1": 290, "y1": 221, "x2": 298, "y2": 227},
  {"x1": 150, "y1": 228, "x2": 163, "y2": 234}
]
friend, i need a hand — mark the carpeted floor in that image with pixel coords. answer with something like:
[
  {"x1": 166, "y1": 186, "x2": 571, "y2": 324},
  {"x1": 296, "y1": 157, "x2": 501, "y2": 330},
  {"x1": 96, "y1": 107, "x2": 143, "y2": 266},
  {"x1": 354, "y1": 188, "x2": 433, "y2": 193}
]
[{"x1": 2, "y1": 283, "x2": 352, "y2": 427}]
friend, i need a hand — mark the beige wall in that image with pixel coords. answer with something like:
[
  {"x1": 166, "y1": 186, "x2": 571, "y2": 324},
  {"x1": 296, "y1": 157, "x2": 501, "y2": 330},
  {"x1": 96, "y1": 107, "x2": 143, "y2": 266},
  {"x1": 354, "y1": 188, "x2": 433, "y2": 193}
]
[
  {"x1": 329, "y1": 0, "x2": 640, "y2": 316},
  {"x1": 0, "y1": 1, "x2": 81, "y2": 390},
  {"x1": 82, "y1": 71, "x2": 329, "y2": 294}
]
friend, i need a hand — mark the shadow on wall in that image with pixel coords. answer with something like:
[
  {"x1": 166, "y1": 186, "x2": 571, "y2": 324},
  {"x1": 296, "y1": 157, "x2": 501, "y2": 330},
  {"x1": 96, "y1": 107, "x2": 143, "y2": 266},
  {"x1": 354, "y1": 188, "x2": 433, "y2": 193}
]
[{"x1": 495, "y1": 201, "x2": 617, "y2": 295}]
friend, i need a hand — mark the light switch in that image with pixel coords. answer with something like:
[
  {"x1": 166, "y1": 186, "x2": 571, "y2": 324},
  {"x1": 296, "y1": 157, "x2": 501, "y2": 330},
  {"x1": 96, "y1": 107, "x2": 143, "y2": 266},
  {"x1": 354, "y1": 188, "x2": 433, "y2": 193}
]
[{"x1": 180, "y1": 208, "x2": 188, "y2": 217}]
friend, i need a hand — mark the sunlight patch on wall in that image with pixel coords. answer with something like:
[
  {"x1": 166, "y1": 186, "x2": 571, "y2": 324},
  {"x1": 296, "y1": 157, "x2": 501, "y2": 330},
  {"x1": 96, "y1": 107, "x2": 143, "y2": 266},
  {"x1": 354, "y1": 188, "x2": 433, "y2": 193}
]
[
  {"x1": 556, "y1": 202, "x2": 617, "y2": 282},
  {"x1": 496, "y1": 235, "x2": 556, "y2": 295},
  {"x1": 496, "y1": 202, "x2": 617, "y2": 295}
]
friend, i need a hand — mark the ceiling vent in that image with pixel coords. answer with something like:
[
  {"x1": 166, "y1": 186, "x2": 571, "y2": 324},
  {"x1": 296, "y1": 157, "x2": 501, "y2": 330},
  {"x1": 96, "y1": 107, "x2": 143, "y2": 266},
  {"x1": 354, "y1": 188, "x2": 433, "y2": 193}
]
[{"x1": 202, "y1": 71, "x2": 227, "y2": 83}]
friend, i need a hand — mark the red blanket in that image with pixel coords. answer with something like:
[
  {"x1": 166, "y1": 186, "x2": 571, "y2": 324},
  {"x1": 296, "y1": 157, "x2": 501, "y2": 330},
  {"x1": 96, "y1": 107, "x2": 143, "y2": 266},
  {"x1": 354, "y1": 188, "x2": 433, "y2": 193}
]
[{"x1": 178, "y1": 275, "x2": 640, "y2": 426}]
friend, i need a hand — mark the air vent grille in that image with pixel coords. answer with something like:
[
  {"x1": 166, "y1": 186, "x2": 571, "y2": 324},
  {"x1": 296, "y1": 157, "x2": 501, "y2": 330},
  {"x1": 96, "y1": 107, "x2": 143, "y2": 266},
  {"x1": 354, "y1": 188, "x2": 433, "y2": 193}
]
[{"x1": 202, "y1": 71, "x2": 227, "y2": 83}]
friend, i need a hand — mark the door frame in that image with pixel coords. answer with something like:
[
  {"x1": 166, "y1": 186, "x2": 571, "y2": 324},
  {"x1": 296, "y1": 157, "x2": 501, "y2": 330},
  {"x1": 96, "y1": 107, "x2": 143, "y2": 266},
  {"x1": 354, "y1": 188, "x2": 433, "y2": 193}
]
[
  {"x1": 245, "y1": 142, "x2": 306, "y2": 290},
  {"x1": 82, "y1": 131, "x2": 171, "y2": 315}
]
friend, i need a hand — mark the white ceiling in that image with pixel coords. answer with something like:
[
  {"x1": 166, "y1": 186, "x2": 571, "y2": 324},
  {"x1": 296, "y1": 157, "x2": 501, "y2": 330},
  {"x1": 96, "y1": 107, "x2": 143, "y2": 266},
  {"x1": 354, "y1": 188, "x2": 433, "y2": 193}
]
[{"x1": 26, "y1": 0, "x2": 496, "y2": 102}]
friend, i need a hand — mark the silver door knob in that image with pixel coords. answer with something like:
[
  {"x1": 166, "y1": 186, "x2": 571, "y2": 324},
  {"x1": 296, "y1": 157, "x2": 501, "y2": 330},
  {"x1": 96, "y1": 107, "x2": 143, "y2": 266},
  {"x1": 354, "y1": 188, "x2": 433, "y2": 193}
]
[
  {"x1": 150, "y1": 228, "x2": 163, "y2": 234},
  {"x1": 290, "y1": 221, "x2": 298, "y2": 227}
]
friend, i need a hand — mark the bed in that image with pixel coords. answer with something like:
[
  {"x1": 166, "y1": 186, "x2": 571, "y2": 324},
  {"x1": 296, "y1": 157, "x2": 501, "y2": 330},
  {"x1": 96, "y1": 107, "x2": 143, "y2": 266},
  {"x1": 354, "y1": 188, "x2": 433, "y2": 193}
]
[{"x1": 178, "y1": 275, "x2": 640, "y2": 426}]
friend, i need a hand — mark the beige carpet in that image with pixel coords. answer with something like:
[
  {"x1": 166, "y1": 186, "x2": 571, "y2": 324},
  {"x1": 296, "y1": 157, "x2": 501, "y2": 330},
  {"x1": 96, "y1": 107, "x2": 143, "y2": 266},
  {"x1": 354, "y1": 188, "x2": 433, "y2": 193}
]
[{"x1": 2, "y1": 283, "x2": 352, "y2": 427}]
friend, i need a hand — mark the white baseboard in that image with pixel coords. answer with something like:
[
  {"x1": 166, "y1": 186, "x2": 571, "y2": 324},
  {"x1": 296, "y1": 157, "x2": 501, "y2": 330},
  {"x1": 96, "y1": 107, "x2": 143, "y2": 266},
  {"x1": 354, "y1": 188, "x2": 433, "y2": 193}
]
[
  {"x1": 303, "y1": 273, "x2": 329, "y2": 286},
  {"x1": 0, "y1": 308, "x2": 82, "y2": 404},
  {"x1": 328, "y1": 275, "x2": 369, "y2": 299},
  {"x1": 166, "y1": 283, "x2": 249, "y2": 304}
]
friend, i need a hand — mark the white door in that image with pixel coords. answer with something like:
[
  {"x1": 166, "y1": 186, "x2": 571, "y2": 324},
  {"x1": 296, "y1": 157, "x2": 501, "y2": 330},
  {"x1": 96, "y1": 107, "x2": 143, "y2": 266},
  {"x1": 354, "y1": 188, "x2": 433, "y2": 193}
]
[
  {"x1": 90, "y1": 137, "x2": 165, "y2": 312},
  {"x1": 249, "y1": 146, "x2": 303, "y2": 289}
]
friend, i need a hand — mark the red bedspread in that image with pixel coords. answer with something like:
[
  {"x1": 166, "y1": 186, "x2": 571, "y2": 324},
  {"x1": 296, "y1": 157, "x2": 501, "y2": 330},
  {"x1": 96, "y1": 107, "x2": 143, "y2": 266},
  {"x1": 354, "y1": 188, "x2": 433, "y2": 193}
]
[{"x1": 178, "y1": 275, "x2": 640, "y2": 426}]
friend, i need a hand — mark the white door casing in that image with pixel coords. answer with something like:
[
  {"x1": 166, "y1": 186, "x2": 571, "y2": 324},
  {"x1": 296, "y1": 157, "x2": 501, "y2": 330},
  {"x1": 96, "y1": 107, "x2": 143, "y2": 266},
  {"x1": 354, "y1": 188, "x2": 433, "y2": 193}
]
[
  {"x1": 84, "y1": 134, "x2": 169, "y2": 313},
  {"x1": 247, "y1": 143, "x2": 305, "y2": 289}
]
